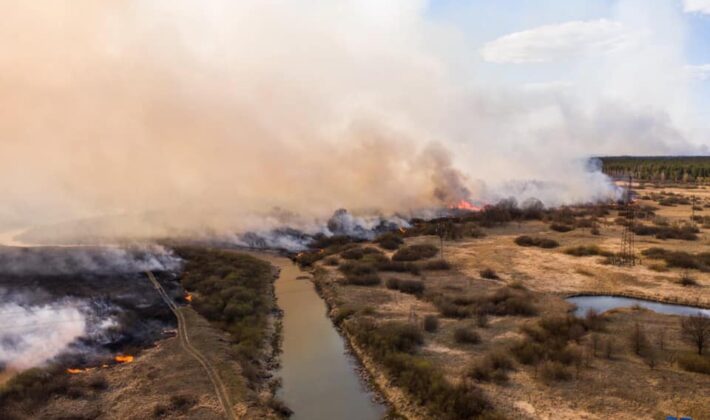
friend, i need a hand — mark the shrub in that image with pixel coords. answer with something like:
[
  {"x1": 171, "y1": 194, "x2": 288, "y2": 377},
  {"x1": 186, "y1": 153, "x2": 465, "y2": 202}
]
[
  {"x1": 423, "y1": 315, "x2": 439, "y2": 332},
  {"x1": 376, "y1": 233, "x2": 405, "y2": 250},
  {"x1": 480, "y1": 268, "x2": 499, "y2": 280},
  {"x1": 564, "y1": 245, "x2": 612, "y2": 257},
  {"x1": 550, "y1": 223, "x2": 574, "y2": 232},
  {"x1": 679, "y1": 274, "x2": 698, "y2": 287},
  {"x1": 324, "y1": 256, "x2": 339, "y2": 266},
  {"x1": 539, "y1": 361, "x2": 572, "y2": 382},
  {"x1": 344, "y1": 273, "x2": 381, "y2": 286},
  {"x1": 454, "y1": 327, "x2": 481, "y2": 344},
  {"x1": 514, "y1": 236, "x2": 559, "y2": 249},
  {"x1": 341, "y1": 247, "x2": 365, "y2": 260},
  {"x1": 385, "y1": 277, "x2": 400, "y2": 290},
  {"x1": 392, "y1": 244, "x2": 439, "y2": 261},
  {"x1": 467, "y1": 351, "x2": 514, "y2": 383},
  {"x1": 641, "y1": 248, "x2": 710, "y2": 271},
  {"x1": 339, "y1": 261, "x2": 377, "y2": 276},
  {"x1": 424, "y1": 259, "x2": 451, "y2": 270},
  {"x1": 398, "y1": 279, "x2": 425, "y2": 295},
  {"x1": 333, "y1": 306, "x2": 358, "y2": 325},
  {"x1": 376, "y1": 260, "x2": 421, "y2": 275},
  {"x1": 678, "y1": 353, "x2": 710, "y2": 375}
]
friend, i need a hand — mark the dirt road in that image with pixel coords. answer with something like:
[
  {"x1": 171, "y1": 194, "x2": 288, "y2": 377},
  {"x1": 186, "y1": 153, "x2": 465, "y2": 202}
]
[{"x1": 146, "y1": 272, "x2": 236, "y2": 420}]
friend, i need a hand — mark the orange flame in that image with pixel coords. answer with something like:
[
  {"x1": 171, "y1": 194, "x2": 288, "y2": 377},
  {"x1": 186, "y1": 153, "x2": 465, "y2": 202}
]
[
  {"x1": 115, "y1": 355, "x2": 134, "y2": 364},
  {"x1": 66, "y1": 368, "x2": 85, "y2": 374},
  {"x1": 399, "y1": 227, "x2": 406, "y2": 234},
  {"x1": 452, "y1": 199, "x2": 482, "y2": 212},
  {"x1": 185, "y1": 293, "x2": 193, "y2": 302}
]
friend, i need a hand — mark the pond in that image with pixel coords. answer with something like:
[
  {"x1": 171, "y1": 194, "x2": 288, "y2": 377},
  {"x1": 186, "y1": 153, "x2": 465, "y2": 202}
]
[{"x1": 567, "y1": 295, "x2": 710, "y2": 318}]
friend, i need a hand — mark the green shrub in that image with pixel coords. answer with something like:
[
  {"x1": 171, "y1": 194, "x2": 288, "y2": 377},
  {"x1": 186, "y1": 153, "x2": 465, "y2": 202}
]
[
  {"x1": 392, "y1": 244, "x2": 439, "y2": 261},
  {"x1": 454, "y1": 327, "x2": 481, "y2": 344}
]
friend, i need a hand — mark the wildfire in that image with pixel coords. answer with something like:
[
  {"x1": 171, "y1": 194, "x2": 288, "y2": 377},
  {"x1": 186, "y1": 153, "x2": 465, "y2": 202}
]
[
  {"x1": 114, "y1": 355, "x2": 134, "y2": 364},
  {"x1": 399, "y1": 227, "x2": 407, "y2": 234},
  {"x1": 66, "y1": 368, "x2": 86, "y2": 374},
  {"x1": 184, "y1": 293, "x2": 193, "y2": 302},
  {"x1": 452, "y1": 199, "x2": 482, "y2": 212}
]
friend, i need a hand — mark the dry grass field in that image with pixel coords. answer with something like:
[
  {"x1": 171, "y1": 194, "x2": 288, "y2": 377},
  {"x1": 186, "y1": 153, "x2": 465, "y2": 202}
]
[{"x1": 311, "y1": 184, "x2": 710, "y2": 420}]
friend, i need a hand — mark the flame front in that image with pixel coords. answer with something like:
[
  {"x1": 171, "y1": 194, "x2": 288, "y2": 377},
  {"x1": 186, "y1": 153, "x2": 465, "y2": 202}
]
[
  {"x1": 185, "y1": 293, "x2": 193, "y2": 302},
  {"x1": 66, "y1": 368, "x2": 85, "y2": 374},
  {"x1": 452, "y1": 199, "x2": 481, "y2": 212},
  {"x1": 115, "y1": 355, "x2": 134, "y2": 364}
]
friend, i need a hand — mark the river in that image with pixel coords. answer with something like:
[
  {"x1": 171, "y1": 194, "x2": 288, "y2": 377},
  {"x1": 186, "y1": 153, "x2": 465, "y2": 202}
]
[{"x1": 256, "y1": 253, "x2": 386, "y2": 420}]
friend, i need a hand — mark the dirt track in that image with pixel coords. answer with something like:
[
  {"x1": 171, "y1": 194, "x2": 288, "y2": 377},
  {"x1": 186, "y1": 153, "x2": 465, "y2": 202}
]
[{"x1": 146, "y1": 271, "x2": 236, "y2": 420}]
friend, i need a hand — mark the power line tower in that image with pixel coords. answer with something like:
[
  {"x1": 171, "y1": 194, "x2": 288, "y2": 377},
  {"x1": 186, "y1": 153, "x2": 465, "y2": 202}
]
[{"x1": 616, "y1": 176, "x2": 636, "y2": 266}]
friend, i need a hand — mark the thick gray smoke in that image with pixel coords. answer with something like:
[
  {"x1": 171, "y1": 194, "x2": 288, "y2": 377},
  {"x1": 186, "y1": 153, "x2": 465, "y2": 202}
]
[
  {"x1": 0, "y1": 245, "x2": 181, "y2": 276},
  {"x1": 0, "y1": 1, "x2": 695, "y2": 244}
]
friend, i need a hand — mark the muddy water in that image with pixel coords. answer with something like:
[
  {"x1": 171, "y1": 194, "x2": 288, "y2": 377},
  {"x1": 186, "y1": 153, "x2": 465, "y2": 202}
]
[
  {"x1": 257, "y1": 253, "x2": 386, "y2": 420},
  {"x1": 568, "y1": 295, "x2": 710, "y2": 317}
]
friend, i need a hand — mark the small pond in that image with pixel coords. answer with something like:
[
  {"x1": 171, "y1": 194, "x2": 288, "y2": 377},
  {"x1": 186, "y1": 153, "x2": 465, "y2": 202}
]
[{"x1": 567, "y1": 295, "x2": 710, "y2": 318}]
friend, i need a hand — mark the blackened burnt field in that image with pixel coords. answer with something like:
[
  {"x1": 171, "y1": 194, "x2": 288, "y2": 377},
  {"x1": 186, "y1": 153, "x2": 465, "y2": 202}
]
[{"x1": 0, "y1": 246, "x2": 184, "y2": 368}]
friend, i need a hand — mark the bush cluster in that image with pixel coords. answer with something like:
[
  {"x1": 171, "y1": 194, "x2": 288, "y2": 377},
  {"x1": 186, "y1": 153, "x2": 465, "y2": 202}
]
[
  {"x1": 454, "y1": 327, "x2": 481, "y2": 344},
  {"x1": 549, "y1": 223, "x2": 575, "y2": 233},
  {"x1": 467, "y1": 351, "x2": 514, "y2": 383},
  {"x1": 385, "y1": 278, "x2": 425, "y2": 295},
  {"x1": 641, "y1": 248, "x2": 710, "y2": 272},
  {"x1": 177, "y1": 248, "x2": 274, "y2": 363},
  {"x1": 375, "y1": 232, "x2": 404, "y2": 250},
  {"x1": 346, "y1": 319, "x2": 492, "y2": 419},
  {"x1": 678, "y1": 353, "x2": 710, "y2": 375},
  {"x1": 392, "y1": 244, "x2": 439, "y2": 261},
  {"x1": 564, "y1": 245, "x2": 613, "y2": 257},
  {"x1": 433, "y1": 286, "x2": 536, "y2": 319},
  {"x1": 632, "y1": 223, "x2": 699, "y2": 241},
  {"x1": 514, "y1": 236, "x2": 559, "y2": 249}
]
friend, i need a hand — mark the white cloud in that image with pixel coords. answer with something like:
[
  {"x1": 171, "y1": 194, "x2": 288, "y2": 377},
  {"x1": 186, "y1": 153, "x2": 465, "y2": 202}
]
[
  {"x1": 683, "y1": 0, "x2": 710, "y2": 14},
  {"x1": 686, "y1": 64, "x2": 710, "y2": 80},
  {"x1": 481, "y1": 19, "x2": 634, "y2": 64}
]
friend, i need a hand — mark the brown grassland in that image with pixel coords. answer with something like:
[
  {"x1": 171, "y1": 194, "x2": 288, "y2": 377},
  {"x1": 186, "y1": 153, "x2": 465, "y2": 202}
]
[{"x1": 309, "y1": 183, "x2": 710, "y2": 420}]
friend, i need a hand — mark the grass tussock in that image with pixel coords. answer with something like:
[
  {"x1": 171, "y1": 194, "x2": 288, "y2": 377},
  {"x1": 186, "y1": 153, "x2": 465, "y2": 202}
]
[
  {"x1": 479, "y1": 268, "x2": 500, "y2": 280},
  {"x1": 432, "y1": 286, "x2": 536, "y2": 319},
  {"x1": 549, "y1": 223, "x2": 575, "y2": 233},
  {"x1": 678, "y1": 353, "x2": 710, "y2": 375},
  {"x1": 423, "y1": 259, "x2": 452, "y2": 270},
  {"x1": 514, "y1": 236, "x2": 559, "y2": 249}
]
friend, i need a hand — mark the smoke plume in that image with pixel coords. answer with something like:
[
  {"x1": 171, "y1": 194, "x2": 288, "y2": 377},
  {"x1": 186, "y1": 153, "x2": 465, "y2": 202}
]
[{"x1": 0, "y1": 1, "x2": 695, "y2": 243}]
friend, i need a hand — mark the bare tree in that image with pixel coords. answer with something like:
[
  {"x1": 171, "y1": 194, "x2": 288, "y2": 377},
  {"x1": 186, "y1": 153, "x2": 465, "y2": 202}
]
[{"x1": 680, "y1": 313, "x2": 710, "y2": 355}]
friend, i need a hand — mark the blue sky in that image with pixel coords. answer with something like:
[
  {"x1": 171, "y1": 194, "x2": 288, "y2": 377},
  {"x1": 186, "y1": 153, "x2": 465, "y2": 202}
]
[{"x1": 420, "y1": 0, "x2": 709, "y2": 150}]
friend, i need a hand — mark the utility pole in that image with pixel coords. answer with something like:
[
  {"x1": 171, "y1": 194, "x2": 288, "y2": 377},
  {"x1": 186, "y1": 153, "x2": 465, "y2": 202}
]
[{"x1": 616, "y1": 175, "x2": 636, "y2": 266}]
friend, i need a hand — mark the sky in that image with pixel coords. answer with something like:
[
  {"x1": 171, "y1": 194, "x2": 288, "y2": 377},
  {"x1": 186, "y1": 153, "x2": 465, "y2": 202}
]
[
  {"x1": 427, "y1": 0, "x2": 710, "y2": 148},
  {"x1": 0, "y1": 0, "x2": 708, "y2": 240}
]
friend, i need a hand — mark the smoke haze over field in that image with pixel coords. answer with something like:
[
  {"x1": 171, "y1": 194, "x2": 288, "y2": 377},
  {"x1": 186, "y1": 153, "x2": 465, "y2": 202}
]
[{"x1": 0, "y1": 1, "x2": 705, "y2": 241}]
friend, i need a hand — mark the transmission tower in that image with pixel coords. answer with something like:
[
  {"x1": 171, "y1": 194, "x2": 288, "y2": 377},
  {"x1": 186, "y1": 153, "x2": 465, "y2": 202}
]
[{"x1": 616, "y1": 176, "x2": 636, "y2": 266}]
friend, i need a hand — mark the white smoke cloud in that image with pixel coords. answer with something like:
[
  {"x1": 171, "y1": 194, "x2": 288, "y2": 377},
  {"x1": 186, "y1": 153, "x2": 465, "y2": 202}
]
[
  {"x1": 0, "y1": 0, "x2": 702, "y2": 243},
  {"x1": 0, "y1": 300, "x2": 86, "y2": 370}
]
